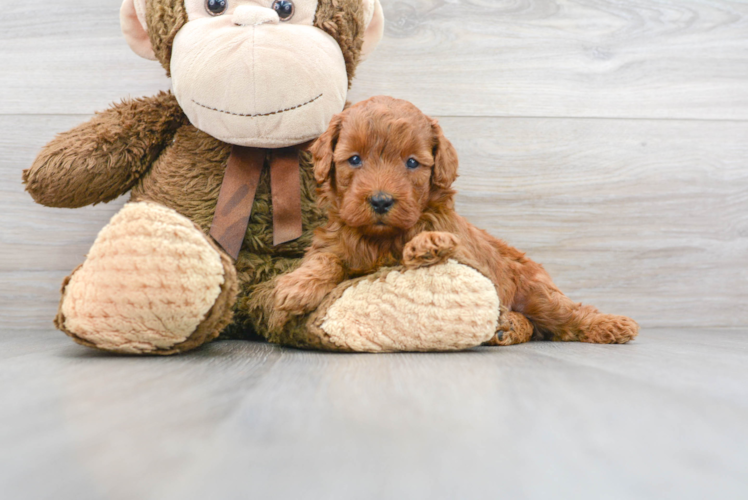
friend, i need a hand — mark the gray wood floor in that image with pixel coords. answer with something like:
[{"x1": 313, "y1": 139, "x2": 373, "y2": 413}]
[{"x1": 1, "y1": 329, "x2": 746, "y2": 500}]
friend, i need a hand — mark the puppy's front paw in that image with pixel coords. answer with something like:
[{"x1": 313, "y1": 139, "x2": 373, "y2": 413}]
[
  {"x1": 273, "y1": 273, "x2": 333, "y2": 317},
  {"x1": 274, "y1": 277, "x2": 311, "y2": 316},
  {"x1": 403, "y1": 231, "x2": 461, "y2": 269}
]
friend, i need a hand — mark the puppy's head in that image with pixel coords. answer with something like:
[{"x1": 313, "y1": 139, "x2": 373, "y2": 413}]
[{"x1": 311, "y1": 96, "x2": 459, "y2": 236}]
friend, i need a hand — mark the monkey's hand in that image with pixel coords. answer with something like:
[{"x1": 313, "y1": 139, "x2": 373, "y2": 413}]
[
  {"x1": 403, "y1": 231, "x2": 461, "y2": 269},
  {"x1": 23, "y1": 92, "x2": 185, "y2": 208}
]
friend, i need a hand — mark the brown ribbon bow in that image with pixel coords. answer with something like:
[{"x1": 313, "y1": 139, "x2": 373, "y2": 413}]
[{"x1": 210, "y1": 144, "x2": 308, "y2": 260}]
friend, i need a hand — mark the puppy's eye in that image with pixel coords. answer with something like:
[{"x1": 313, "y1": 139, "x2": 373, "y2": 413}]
[
  {"x1": 348, "y1": 155, "x2": 363, "y2": 168},
  {"x1": 205, "y1": 0, "x2": 228, "y2": 15},
  {"x1": 272, "y1": 0, "x2": 295, "y2": 20},
  {"x1": 406, "y1": 158, "x2": 420, "y2": 169}
]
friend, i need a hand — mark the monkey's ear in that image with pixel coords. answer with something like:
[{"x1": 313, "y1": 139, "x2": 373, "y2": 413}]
[
  {"x1": 431, "y1": 119, "x2": 459, "y2": 190},
  {"x1": 361, "y1": 0, "x2": 385, "y2": 60},
  {"x1": 121, "y1": 0, "x2": 157, "y2": 61},
  {"x1": 311, "y1": 114, "x2": 344, "y2": 186}
]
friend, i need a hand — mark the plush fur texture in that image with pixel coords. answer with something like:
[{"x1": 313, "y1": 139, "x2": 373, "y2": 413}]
[
  {"x1": 145, "y1": 0, "x2": 188, "y2": 75},
  {"x1": 25, "y1": 90, "x2": 373, "y2": 351},
  {"x1": 317, "y1": 260, "x2": 500, "y2": 352},
  {"x1": 273, "y1": 96, "x2": 640, "y2": 345},
  {"x1": 246, "y1": 260, "x2": 500, "y2": 351},
  {"x1": 23, "y1": 91, "x2": 186, "y2": 208},
  {"x1": 55, "y1": 202, "x2": 238, "y2": 355},
  {"x1": 127, "y1": 120, "x2": 328, "y2": 340},
  {"x1": 144, "y1": 0, "x2": 364, "y2": 85},
  {"x1": 23, "y1": 0, "x2": 501, "y2": 354},
  {"x1": 23, "y1": 0, "x2": 365, "y2": 353},
  {"x1": 314, "y1": 0, "x2": 366, "y2": 85}
]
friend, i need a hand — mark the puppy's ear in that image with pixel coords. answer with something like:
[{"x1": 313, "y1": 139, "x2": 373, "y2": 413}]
[
  {"x1": 431, "y1": 119, "x2": 459, "y2": 189},
  {"x1": 311, "y1": 114, "x2": 343, "y2": 186}
]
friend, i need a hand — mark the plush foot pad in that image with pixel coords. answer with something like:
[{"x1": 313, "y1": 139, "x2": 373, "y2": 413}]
[
  {"x1": 309, "y1": 260, "x2": 500, "y2": 352},
  {"x1": 56, "y1": 202, "x2": 237, "y2": 355}
]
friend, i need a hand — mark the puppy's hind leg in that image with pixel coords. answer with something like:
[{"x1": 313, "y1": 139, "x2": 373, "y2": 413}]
[
  {"x1": 485, "y1": 310, "x2": 535, "y2": 346},
  {"x1": 520, "y1": 277, "x2": 639, "y2": 344}
]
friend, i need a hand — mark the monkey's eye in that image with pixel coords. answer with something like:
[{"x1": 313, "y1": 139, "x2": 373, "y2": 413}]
[
  {"x1": 406, "y1": 158, "x2": 420, "y2": 169},
  {"x1": 348, "y1": 155, "x2": 363, "y2": 168},
  {"x1": 205, "y1": 0, "x2": 227, "y2": 15},
  {"x1": 272, "y1": 0, "x2": 295, "y2": 20}
]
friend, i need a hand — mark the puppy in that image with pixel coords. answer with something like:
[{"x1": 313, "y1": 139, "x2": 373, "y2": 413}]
[{"x1": 273, "y1": 96, "x2": 639, "y2": 345}]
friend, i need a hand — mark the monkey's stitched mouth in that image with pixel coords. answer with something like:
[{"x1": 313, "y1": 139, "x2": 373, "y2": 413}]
[{"x1": 191, "y1": 94, "x2": 323, "y2": 118}]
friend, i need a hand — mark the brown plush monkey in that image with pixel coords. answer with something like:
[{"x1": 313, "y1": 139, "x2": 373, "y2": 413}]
[{"x1": 23, "y1": 0, "x2": 504, "y2": 354}]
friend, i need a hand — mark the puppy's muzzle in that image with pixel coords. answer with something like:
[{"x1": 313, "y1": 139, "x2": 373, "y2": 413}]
[{"x1": 369, "y1": 192, "x2": 395, "y2": 215}]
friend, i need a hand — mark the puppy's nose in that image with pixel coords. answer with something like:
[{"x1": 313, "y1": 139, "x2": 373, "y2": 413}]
[{"x1": 369, "y1": 192, "x2": 395, "y2": 215}]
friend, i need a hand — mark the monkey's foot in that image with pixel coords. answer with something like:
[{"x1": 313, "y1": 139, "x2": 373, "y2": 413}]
[
  {"x1": 302, "y1": 260, "x2": 500, "y2": 352},
  {"x1": 56, "y1": 202, "x2": 238, "y2": 355}
]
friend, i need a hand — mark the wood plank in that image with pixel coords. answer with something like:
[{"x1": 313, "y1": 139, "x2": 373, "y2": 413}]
[
  {"x1": 0, "y1": 329, "x2": 746, "y2": 499},
  {"x1": 0, "y1": 115, "x2": 127, "y2": 272},
  {"x1": 2, "y1": 0, "x2": 747, "y2": 119},
  {"x1": 351, "y1": 0, "x2": 748, "y2": 119},
  {"x1": 527, "y1": 328, "x2": 748, "y2": 409},
  {"x1": 0, "y1": 1, "x2": 171, "y2": 116},
  {"x1": 0, "y1": 115, "x2": 126, "y2": 330},
  {"x1": 442, "y1": 116, "x2": 748, "y2": 328},
  {"x1": 2, "y1": 115, "x2": 747, "y2": 329}
]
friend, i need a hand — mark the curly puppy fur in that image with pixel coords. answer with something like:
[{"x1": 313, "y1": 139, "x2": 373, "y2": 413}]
[{"x1": 274, "y1": 96, "x2": 639, "y2": 345}]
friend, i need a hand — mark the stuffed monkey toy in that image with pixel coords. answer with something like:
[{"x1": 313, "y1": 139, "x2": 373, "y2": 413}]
[{"x1": 23, "y1": 0, "x2": 505, "y2": 354}]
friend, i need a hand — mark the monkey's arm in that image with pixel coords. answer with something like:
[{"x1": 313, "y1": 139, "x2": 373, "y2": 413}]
[{"x1": 23, "y1": 91, "x2": 185, "y2": 208}]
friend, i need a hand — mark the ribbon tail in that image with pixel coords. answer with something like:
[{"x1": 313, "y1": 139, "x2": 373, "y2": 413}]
[
  {"x1": 210, "y1": 146, "x2": 265, "y2": 260},
  {"x1": 270, "y1": 147, "x2": 304, "y2": 246}
]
